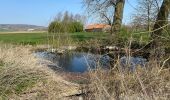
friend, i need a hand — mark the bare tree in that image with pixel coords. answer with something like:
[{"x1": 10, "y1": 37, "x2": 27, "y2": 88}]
[
  {"x1": 131, "y1": 0, "x2": 162, "y2": 32},
  {"x1": 150, "y1": 0, "x2": 170, "y2": 58},
  {"x1": 74, "y1": 14, "x2": 87, "y2": 25},
  {"x1": 54, "y1": 12, "x2": 63, "y2": 22},
  {"x1": 152, "y1": 0, "x2": 170, "y2": 41},
  {"x1": 83, "y1": 0, "x2": 116, "y2": 33},
  {"x1": 112, "y1": 0, "x2": 125, "y2": 35},
  {"x1": 83, "y1": 0, "x2": 125, "y2": 34},
  {"x1": 63, "y1": 11, "x2": 70, "y2": 23}
]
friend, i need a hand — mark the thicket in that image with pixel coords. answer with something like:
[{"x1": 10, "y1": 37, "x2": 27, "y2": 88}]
[{"x1": 48, "y1": 11, "x2": 84, "y2": 33}]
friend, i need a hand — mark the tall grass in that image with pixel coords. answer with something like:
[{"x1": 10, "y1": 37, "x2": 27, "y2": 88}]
[
  {"x1": 47, "y1": 32, "x2": 78, "y2": 49},
  {"x1": 85, "y1": 60, "x2": 170, "y2": 100},
  {"x1": 82, "y1": 34, "x2": 170, "y2": 100}
]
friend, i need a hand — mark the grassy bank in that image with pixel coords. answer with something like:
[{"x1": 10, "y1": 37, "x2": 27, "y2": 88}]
[
  {"x1": 0, "y1": 43, "x2": 169, "y2": 99},
  {"x1": 0, "y1": 44, "x2": 79, "y2": 99}
]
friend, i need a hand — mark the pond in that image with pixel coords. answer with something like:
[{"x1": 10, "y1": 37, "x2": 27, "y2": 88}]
[
  {"x1": 34, "y1": 51, "x2": 111, "y2": 73},
  {"x1": 34, "y1": 51, "x2": 147, "y2": 73}
]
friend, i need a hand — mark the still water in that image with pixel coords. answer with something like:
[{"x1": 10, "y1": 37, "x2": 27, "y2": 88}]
[
  {"x1": 34, "y1": 52, "x2": 111, "y2": 73},
  {"x1": 34, "y1": 51, "x2": 147, "y2": 73}
]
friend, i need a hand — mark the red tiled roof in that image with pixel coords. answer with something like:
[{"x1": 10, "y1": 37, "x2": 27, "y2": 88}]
[{"x1": 85, "y1": 24, "x2": 111, "y2": 29}]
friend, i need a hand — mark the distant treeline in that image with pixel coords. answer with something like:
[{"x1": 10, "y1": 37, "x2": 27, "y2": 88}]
[{"x1": 48, "y1": 11, "x2": 85, "y2": 33}]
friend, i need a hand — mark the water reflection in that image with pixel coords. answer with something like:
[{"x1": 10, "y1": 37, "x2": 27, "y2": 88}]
[
  {"x1": 34, "y1": 52, "x2": 111, "y2": 73},
  {"x1": 34, "y1": 51, "x2": 147, "y2": 73}
]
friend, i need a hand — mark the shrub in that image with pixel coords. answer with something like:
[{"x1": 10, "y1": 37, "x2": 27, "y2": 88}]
[
  {"x1": 48, "y1": 21, "x2": 83, "y2": 33},
  {"x1": 48, "y1": 11, "x2": 84, "y2": 33}
]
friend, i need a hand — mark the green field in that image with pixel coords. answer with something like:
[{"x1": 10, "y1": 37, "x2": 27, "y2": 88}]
[
  {"x1": 0, "y1": 32, "x2": 109, "y2": 45},
  {"x1": 69, "y1": 32, "x2": 109, "y2": 41},
  {"x1": 0, "y1": 32, "x2": 47, "y2": 45}
]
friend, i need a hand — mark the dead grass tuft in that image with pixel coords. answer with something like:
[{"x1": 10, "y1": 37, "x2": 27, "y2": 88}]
[{"x1": 0, "y1": 44, "x2": 79, "y2": 99}]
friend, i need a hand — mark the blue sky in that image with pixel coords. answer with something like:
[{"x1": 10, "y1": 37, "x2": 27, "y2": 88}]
[{"x1": 0, "y1": 0, "x2": 137, "y2": 26}]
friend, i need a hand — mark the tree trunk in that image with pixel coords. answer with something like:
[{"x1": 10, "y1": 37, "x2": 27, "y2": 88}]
[
  {"x1": 112, "y1": 0, "x2": 125, "y2": 35},
  {"x1": 152, "y1": 0, "x2": 170, "y2": 38},
  {"x1": 147, "y1": 0, "x2": 151, "y2": 35},
  {"x1": 151, "y1": 0, "x2": 170, "y2": 58}
]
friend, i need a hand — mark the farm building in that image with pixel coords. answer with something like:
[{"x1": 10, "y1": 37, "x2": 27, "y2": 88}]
[
  {"x1": 85, "y1": 24, "x2": 111, "y2": 32},
  {"x1": 27, "y1": 29, "x2": 35, "y2": 32}
]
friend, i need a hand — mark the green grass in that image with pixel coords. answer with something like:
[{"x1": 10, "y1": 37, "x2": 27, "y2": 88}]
[
  {"x1": 0, "y1": 32, "x2": 109, "y2": 45},
  {"x1": 0, "y1": 60, "x2": 4, "y2": 67},
  {"x1": 14, "y1": 76, "x2": 38, "y2": 94},
  {"x1": 0, "y1": 31, "x2": 151, "y2": 45},
  {"x1": 0, "y1": 32, "x2": 48, "y2": 45},
  {"x1": 70, "y1": 32, "x2": 109, "y2": 41}
]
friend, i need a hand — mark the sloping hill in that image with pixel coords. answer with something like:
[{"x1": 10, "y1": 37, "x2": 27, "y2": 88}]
[{"x1": 0, "y1": 24, "x2": 47, "y2": 32}]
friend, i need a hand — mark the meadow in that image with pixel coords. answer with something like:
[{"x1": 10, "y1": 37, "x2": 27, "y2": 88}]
[{"x1": 0, "y1": 32, "x2": 110, "y2": 45}]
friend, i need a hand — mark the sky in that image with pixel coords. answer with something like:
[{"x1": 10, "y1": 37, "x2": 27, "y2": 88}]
[{"x1": 0, "y1": 0, "x2": 137, "y2": 26}]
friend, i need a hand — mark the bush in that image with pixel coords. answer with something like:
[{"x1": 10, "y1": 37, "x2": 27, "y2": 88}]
[
  {"x1": 48, "y1": 21, "x2": 65, "y2": 33},
  {"x1": 48, "y1": 21, "x2": 83, "y2": 33},
  {"x1": 48, "y1": 11, "x2": 84, "y2": 33}
]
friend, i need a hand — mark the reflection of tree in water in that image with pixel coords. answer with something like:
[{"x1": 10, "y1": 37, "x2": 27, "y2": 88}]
[
  {"x1": 85, "y1": 54, "x2": 98, "y2": 69},
  {"x1": 36, "y1": 52, "x2": 148, "y2": 72},
  {"x1": 85, "y1": 54, "x2": 111, "y2": 69},
  {"x1": 58, "y1": 52, "x2": 74, "y2": 68},
  {"x1": 35, "y1": 51, "x2": 112, "y2": 72},
  {"x1": 58, "y1": 52, "x2": 96, "y2": 70}
]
